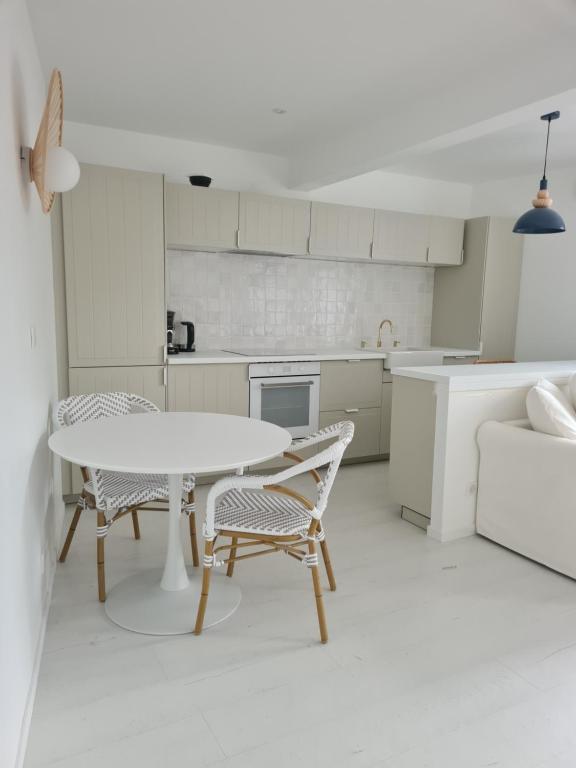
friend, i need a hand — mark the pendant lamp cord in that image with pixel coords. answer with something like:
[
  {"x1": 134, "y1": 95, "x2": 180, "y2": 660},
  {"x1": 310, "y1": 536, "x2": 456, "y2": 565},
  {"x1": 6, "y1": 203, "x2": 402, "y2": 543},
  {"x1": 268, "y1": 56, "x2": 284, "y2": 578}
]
[{"x1": 542, "y1": 116, "x2": 551, "y2": 181}]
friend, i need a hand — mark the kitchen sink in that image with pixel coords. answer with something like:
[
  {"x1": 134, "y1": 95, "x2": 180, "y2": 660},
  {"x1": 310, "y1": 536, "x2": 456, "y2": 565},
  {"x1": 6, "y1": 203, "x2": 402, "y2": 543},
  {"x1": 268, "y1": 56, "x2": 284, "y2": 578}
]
[{"x1": 383, "y1": 349, "x2": 445, "y2": 369}]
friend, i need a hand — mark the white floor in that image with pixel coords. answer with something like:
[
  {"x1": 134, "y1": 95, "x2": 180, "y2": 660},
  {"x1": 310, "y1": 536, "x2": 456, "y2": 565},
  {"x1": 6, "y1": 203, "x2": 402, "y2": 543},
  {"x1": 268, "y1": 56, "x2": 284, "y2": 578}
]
[{"x1": 25, "y1": 462, "x2": 576, "y2": 768}]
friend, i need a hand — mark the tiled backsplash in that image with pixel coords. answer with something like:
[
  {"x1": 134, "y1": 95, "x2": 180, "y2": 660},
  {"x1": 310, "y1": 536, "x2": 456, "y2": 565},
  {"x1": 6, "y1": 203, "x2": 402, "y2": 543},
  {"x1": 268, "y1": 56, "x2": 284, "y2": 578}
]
[{"x1": 167, "y1": 250, "x2": 434, "y2": 351}]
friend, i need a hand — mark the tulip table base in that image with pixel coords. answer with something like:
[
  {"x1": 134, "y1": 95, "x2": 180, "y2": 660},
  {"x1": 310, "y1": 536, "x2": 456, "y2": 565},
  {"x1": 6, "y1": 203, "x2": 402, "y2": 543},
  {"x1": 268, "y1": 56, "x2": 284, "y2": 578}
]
[{"x1": 104, "y1": 567, "x2": 242, "y2": 635}]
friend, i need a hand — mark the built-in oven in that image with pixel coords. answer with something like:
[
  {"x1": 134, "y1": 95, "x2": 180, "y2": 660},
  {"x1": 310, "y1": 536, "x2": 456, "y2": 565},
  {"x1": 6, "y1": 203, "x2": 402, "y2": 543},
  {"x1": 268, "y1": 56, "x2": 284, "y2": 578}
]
[{"x1": 249, "y1": 361, "x2": 320, "y2": 439}]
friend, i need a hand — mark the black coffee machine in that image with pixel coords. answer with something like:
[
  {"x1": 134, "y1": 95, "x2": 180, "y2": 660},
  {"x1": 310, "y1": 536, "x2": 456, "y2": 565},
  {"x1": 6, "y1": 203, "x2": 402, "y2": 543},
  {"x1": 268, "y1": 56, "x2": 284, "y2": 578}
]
[
  {"x1": 166, "y1": 310, "x2": 178, "y2": 355},
  {"x1": 179, "y1": 321, "x2": 195, "y2": 352},
  {"x1": 167, "y1": 311, "x2": 195, "y2": 354}
]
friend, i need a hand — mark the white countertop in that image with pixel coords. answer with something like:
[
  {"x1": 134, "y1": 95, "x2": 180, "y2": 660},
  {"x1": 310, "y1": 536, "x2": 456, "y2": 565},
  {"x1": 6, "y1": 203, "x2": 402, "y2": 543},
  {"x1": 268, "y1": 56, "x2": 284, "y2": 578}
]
[
  {"x1": 168, "y1": 347, "x2": 480, "y2": 365},
  {"x1": 392, "y1": 360, "x2": 576, "y2": 391}
]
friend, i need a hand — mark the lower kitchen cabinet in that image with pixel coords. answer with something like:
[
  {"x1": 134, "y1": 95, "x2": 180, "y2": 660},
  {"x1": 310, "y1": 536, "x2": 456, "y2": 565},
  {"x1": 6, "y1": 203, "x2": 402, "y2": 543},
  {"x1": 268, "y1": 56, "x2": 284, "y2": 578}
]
[
  {"x1": 66, "y1": 364, "x2": 167, "y2": 494},
  {"x1": 167, "y1": 364, "x2": 248, "y2": 415},
  {"x1": 69, "y1": 365, "x2": 166, "y2": 409},
  {"x1": 320, "y1": 408, "x2": 381, "y2": 459},
  {"x1": 320, "y1": 359, "x2": 382, "y2": 410}
]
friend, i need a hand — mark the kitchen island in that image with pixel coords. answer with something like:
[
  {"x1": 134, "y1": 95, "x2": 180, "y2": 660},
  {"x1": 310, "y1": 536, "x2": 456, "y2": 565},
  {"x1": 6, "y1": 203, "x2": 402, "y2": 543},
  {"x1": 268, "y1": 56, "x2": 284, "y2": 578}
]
[{"x1": 389, "y1": 361, "x2": 576, "y2": 542}]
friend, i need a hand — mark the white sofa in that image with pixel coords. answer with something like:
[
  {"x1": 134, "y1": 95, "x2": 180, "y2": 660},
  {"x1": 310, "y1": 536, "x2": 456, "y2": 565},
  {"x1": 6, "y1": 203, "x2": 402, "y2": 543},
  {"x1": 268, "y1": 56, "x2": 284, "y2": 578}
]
[{"x1": 477, "y1": 418, "x2": 576, "y2": 580}]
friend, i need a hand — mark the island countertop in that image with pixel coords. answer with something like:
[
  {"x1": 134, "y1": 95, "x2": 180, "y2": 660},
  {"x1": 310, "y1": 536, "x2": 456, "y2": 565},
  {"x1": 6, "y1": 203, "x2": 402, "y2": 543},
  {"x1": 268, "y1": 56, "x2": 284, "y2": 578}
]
[{"x1": 392, "y1": 360, "x2": 576, "y2": 390}]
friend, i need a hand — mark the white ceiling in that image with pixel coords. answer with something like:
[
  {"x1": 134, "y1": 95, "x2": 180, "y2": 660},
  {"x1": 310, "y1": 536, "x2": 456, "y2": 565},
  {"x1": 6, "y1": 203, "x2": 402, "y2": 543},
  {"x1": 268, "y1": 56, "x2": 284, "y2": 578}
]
[{"x1": 27, "y1": 0, "x2": 576, "y2": 188}]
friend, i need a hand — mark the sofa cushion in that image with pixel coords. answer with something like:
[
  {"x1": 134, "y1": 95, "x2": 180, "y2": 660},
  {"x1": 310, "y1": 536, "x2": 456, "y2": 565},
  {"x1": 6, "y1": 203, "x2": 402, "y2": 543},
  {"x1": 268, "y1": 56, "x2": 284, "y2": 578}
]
[{"x1": 526, "y1": 380, "x2": 576, "y2": 440}]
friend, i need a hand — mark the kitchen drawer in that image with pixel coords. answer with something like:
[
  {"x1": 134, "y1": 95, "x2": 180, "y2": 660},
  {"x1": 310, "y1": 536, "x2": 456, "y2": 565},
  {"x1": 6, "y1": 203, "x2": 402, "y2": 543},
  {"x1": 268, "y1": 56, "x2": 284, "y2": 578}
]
[
  {"x1": 443, "y1": 356, "x2": 478, "y2": 365},
  {"x1": 319, "y1": 408, "x2": 381, "y2": 460},
  {"x1": 320, "y1": 359, "x2": 383, "y2": 411}
]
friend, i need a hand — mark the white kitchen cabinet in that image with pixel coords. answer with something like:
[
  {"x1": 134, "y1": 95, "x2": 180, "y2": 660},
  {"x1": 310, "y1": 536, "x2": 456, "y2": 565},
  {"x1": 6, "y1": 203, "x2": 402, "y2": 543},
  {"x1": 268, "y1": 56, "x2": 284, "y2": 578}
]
[
  {"x1": 165, "y1": 184, "x2": 239, "y2": 250},
  {"x1": 167, "y1": 364, "x2": 248, "y2": 415},
  {"x1": 62, "y1": 164, "x2": 165, "y2": 367},
  {"x1": 319, "y1": 360, "x2": 383, "y2": 459},
  {"x1": 238, "y1": 193, "x2": 310, "y2": 255},
  {"x1": 309, "y1": 202, "x2": 374, "y2": 260},
  {"x1": 372, "y1": 210, "x2": 429, "y2": 264},
  {"x1": 431, "y1": 217, "x2": 522, "y2": 360},
  {"x1": 67, "y1": 365, "x2": 166, "y2": 492},
  {"x1": 320, "y1": 360, "x2": 383, "y2": 411},
  {"x1": 320, "y1": 409, "x2": 381, "y2": 460},
  {"x1": 427, "y1": 216, "x2": 464, "y2": 265}
]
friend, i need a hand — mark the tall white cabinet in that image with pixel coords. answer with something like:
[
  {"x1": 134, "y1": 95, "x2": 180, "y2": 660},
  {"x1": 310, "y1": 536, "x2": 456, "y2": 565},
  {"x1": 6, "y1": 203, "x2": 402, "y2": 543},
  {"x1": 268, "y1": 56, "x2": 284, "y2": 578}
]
[
  {"x1": 431, "y1": 217, "x2": 523, "y2": 360},
  {"x1": 63, "y1": 164, "x2": 165, "y2": 367}
]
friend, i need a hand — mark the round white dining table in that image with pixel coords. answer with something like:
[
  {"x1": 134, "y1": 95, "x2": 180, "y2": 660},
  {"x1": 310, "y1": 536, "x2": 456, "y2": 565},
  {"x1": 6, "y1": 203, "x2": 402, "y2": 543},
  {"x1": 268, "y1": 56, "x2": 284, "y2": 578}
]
[{"x1": 48, "y1": 411, "x2": 292, "y2": 635}]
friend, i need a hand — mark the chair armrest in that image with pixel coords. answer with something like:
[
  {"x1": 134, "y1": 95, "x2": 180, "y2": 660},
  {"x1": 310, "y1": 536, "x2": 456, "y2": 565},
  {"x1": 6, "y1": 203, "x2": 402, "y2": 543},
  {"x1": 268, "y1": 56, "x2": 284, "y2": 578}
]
[
  {"x1": 203, "y1": 454, "x2": 328, "y2": 537},
  {"x1": 283, "y1": 451, "x2": 322, "y2": 484}
]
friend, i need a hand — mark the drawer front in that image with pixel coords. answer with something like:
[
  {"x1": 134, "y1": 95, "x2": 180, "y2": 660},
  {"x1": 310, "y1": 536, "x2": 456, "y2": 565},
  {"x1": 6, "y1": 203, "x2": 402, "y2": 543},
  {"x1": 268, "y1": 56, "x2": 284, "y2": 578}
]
[
  {"x1": 320, "y1": 360, "x2": 383, "y2": 411},
  {"x1": 319, "y1": 408, "x2": 381, "y2": 459},
  {"x1": 443, "y1": 356, "x2": 478, "y2": 365}
]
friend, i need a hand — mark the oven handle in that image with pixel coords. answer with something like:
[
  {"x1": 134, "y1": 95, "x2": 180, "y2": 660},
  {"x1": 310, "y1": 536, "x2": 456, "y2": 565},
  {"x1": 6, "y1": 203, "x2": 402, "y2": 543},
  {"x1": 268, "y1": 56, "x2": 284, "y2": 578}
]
[{"x1": 259, "y1": 380, "x2": 316, "y2": 389}]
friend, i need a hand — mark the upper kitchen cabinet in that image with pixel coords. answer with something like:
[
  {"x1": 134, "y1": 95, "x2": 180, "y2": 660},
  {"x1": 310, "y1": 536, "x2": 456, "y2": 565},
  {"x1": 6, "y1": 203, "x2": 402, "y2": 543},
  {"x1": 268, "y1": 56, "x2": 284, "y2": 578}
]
[
  {"x1": 431, "y1": 217, "x2": 523, "y2": 360},
  {"x1": 426, "y1": 216, "x2": 464, "y2": 265},
  {"x1": 165, "y1": 184, "x2": 239, "y2": 250},
  {"x1": 309, "y1": 202, "x2": 374, "y2": 260},
  {"x1": 372, "y1": 210, "x2": 429, "y2": 264},
  {"x1": 62, "y1": 164, "x2": 165, "y2": 367},
  {"x1": 238, "y1": 193, "x2": 310, "y2": 255}
]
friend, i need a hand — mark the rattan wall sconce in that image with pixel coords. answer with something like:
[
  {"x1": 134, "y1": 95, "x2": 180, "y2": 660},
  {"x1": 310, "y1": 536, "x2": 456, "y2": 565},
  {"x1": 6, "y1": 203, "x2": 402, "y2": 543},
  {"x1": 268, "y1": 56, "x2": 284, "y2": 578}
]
[{"x1": 21, "y1": 69, "x2": 80, "y2": 213}]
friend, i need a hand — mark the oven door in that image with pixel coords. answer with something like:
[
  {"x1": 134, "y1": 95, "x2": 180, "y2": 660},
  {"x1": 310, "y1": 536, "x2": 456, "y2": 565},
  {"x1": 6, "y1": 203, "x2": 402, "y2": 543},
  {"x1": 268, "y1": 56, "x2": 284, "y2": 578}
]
[{"x1": 250, "y1": 375, "x2": 320, "y2": 439}]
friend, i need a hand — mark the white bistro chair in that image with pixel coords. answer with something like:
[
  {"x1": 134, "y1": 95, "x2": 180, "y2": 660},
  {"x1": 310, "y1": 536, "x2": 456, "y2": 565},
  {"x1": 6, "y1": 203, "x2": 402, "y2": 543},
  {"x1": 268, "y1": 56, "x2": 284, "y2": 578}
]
[
  {"x1": 55, "y1": 393, "x2": 198, "y2": 601},
  {"x1": 194, "y1": 421, "x2": 354, "y2": 643}
]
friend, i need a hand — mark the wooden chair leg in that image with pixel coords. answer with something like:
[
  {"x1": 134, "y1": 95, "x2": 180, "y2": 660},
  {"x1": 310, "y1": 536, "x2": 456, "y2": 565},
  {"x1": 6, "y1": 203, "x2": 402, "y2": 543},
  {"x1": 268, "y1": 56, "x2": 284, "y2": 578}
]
[
  {"x1": 226, "y1": 536, "x2": 238, "y2": 577},
  {"x1": 194, "y1": 540, "x2": 214, "y2": 635},
  {"x1": 309, "y1": 541, "x2": 328, "y2": 644},
  {"x1": 319, "y1": 532, "x2": 336, "y2": 591},
  {"x1": 189, "y1": 511, "x2": 200, "y2": 567},
  {"x1": 96, "y1": 510, "x2": 106, "y2": 602},
  {"x1": 131, "y1": 510, "x2": 141, "y2": 540},
  {"x1": 58, "y1": 501, "x2": 83, "y2": 562}
]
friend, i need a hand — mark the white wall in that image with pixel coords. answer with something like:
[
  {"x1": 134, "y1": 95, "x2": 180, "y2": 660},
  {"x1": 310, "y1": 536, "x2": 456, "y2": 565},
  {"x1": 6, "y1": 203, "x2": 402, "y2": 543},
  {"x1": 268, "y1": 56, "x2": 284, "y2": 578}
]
[
  {"x1": 0, "y1": 2, "x2": 64, "y2": 766},
  {"x1": 471, "y1": 168, "x2": 576, "y2": 361},
  {"x1": 64, "y1": 121, "x2": 472, "y2": 217}
]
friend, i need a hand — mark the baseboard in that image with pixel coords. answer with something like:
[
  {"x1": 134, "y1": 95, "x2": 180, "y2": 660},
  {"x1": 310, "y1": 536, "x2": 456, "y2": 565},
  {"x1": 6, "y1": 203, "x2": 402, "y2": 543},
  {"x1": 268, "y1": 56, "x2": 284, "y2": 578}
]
[
  {"x1": 401, "y1": 506, "x2": 430, "y2": 530},
  {"x1": 14, "y1": 555, "x2": 55, "y2": 768}
]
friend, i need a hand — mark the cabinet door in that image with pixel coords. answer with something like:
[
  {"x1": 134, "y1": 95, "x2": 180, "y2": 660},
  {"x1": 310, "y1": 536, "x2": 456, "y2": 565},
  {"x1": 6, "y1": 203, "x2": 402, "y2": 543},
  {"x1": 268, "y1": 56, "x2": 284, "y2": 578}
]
[
  {"x1": 320, "y1": 409, "x2": 381, "y2": 459},
  {"x1": 320, "y1": 360, "x2": 382, "y2": 411},
  {"x1": 427, "y1": 216, "x2": 464, "y2": 265},
  {"x1": 309, "y1": 202, "x2": 374, "y2": 260},
  {"x1": 380, "y1": 379, "x2": 393, "y2": 455},
  {"x1": 165, "y1": 184, "x2": 239, "y2": 250},
  {"x1": 63, "y1": 164, "x2": 165, "y2": 367},
  {"x1": 372, "y1": 210, "x2": 429, "y2": 264},
  {"x1": 67, "y1": 365, "x2": 166, "y2": 492},
  {"x1": 167, "y1": 364, "x2": 248, "y2": 415},
  {"x1": 238, "y1": 193, "x2": 310, "y2": 255}
]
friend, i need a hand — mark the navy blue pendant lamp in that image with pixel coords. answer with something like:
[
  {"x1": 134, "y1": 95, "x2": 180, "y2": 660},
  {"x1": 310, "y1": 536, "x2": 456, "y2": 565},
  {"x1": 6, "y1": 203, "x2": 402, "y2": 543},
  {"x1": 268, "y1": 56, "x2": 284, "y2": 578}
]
[{"x1": 513, "y1": 111, "x2": 565, "y2": 235}]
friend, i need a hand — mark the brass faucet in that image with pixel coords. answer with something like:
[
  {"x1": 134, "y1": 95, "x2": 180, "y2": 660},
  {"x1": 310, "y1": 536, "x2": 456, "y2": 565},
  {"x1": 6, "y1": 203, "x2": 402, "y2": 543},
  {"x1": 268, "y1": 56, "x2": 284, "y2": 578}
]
[{"x1": 377, "y1": 319, "x2": 394, "y2": 348}]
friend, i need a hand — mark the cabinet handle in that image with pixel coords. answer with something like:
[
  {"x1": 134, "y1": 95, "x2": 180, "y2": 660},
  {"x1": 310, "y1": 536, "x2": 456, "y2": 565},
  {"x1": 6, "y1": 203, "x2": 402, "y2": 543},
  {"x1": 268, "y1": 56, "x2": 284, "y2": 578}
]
[
  {"x1": 344, "y1": 408, "x2": 359, "y2": 413},
  {"x1": 347, "y1": 359, "x2": 362, "y2": 363},
  {"x1": 426, "y1": 246, "x2": 430, "y2": 262},
  {"x1": 307, "y1": 235, "x2": 311, "y2": 254},
  {"x1": 236, "y1": 229, "x2": 240, "y2": 249},
  {"x1": 162, "y1": 367, "x2": 167, "y2": 387},
  {"x1": 369, "y1": 241, "x2": 374, "y2": 259}
]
